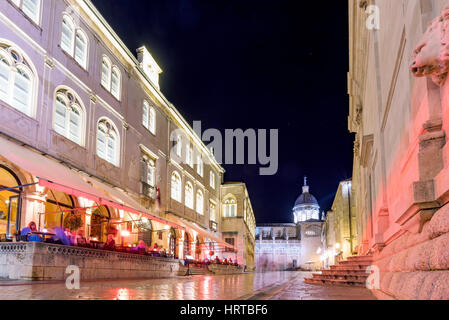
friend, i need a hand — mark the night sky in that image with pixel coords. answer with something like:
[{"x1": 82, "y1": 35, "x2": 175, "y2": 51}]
[{"x1": 91, "y1": 0, "x2": 353, "y2": 224}]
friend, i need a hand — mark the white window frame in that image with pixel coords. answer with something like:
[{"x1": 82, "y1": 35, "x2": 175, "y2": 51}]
[
  {"x1": 100, "y1": 54, "x2": 121, "y2": 101},
  {"x1": 0, "y1": 44, "x2": 36, "y2": 118},
  {"x1": 142, "y1": 100, "x2": 156, "y2": 135},
  {"x1": 210, "y1": 171, "x2": 215, "y2": 189},
  {"x1": 11, "y1": 0, "x2": 41, "y2": 25},
  {"x1": 60, "y1": 15, "x2": 88, "y2": 70},
  {"x1": 223, "y1": 197, "x2": 237, "y2": 218},
  {"x1": 176, "y1": 134, "x2": 182, "y2": 157},
  {"x1": 185, "y1": 181, "x2": 194, "y2": 209},
  {"x1": 147, "y1": 158, "x2": 156, "y2": 187},
  {"x1": 196, "y1": 189, "x2": 204, "y2": 214},
  {"x1": 53, "y1": 88, "x2": 85, "y2": 146},
  {"x1": 96, "y1": 118, "x2": 120, "y2": 166},
  {"x1": 101, "y1": 56, "x2": 112, "y2": 91},
  {"x1": 171, "y1": 171, "x2": 181, "y2": 202},
  {"x1": 186, "y1": 144, "x2": 193, "y2": 167},
  {"x1": 196, "y1": 155, "x2": 203, "y2": 177},
  {"x1": 209, "y1": 202, "x2": 216, "y2": 222}
]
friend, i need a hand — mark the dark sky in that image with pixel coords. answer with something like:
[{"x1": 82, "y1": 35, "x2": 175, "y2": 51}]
[{"x1": 91, "y1": 0, "x2": 353, "y2": 224}]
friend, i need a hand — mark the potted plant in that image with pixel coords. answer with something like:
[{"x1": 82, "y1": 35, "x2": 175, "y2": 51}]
[{"x1": 63, "y1": 213, "x2": 84, "y2": 232}]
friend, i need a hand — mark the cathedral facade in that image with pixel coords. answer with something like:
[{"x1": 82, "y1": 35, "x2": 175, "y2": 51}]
[{"x1": 255, "y1": 178, "x2": 324, "y2": 271}]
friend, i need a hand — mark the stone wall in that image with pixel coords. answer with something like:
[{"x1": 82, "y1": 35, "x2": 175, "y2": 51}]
[
  {"x1": 373, "y1": 203, "x2": 449, "y2": 299},
  {"x1": 0, "y1": 242, "x2": 180, "y2": 281},
  {"x1": 208, "y1": 264, "x2": 244, "y2": 275}
]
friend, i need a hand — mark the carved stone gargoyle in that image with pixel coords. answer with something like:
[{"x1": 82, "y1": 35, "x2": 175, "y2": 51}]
[{"x1": 410, "y1": 5, "x2": 449, "y2": 86}]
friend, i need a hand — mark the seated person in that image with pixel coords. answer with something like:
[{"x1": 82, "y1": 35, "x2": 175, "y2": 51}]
[
  {"x1": 75, "y1": 230, "x2": 87, "y2": 246},
  {"x1": 20, "y1": 221, "x2": 41, "y2": 242},
  {"x1": 103, "y1": 234, "x2": 116, "y2": 251},
  {"x1": 136, "y1": 240, "x2": 147, "y2": 253},
  {"x1": 52, "y1": 227, "x2": 71, "y2": 245}
]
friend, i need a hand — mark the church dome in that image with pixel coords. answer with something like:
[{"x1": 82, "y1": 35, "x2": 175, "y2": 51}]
[
  {"x1": 294, "y1": 192, "x2": 319, "y2": 207},
  {"x1": 292, "y1": 177, "x2": 321, "y2": 223}
]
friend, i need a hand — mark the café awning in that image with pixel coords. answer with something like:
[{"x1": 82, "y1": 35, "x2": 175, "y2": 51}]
[
  {"x1": 164, "y1": 214, "x2": 235, "y2": 250},
  {"x1": 0, "y1": 136, "x2": 182, "y2": 230}
]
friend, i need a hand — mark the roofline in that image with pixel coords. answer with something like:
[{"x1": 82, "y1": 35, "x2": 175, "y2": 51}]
[{"x1": 77, "y1": 0, "x2": 225, "y2": 174}]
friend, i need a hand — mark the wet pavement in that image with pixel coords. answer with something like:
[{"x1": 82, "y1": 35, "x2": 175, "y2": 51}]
[{"x1": 0, "y1": 272, "x2": 376, "y2": 300}]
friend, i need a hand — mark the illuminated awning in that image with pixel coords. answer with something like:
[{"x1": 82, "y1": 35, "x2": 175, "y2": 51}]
[
  {"x1": 164, "y1": 214, "x2": 235, "y2": 250},
  {"x1": 0, "y1": 136, "x2": 183, "y2": 230}
]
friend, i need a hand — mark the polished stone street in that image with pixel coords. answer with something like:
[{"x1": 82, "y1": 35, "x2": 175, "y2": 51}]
[{"x1": 0, "y1": 272, "x2": 375, "y2": 300}]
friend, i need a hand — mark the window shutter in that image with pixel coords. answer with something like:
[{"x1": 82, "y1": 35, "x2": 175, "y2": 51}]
[{"x1": 0, "y1": 57, "x2": 10, "y2": 100}]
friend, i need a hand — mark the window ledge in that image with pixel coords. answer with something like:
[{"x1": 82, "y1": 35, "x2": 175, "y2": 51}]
[
  {"x1": 100, "y1": 83, "x2": 121, "y2": 103},
  {"x1": 59, "y1": 45, "x2": 89, "y2": 73}
]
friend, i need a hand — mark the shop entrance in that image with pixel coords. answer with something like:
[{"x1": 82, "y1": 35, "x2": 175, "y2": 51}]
[{"x1": 0, "y1": 166, "x2": 22, "y2": 238}]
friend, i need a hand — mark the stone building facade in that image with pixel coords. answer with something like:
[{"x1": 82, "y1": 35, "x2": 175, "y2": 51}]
[
  {"x1": 322, "y1": 179, "x2": 357, "y2": 267},
  {"x1": 0, "y1": 0, "x2": 253, "y2": 267},
  {"x1": 255, "y1": 179, "x2": 323, "y2": 271},
  {"x1": 348, "y1": 0, "x2": 449, "y2": 299},
  {"x1": 219, "y1": 182, "x2": 256, "y2": 271}
]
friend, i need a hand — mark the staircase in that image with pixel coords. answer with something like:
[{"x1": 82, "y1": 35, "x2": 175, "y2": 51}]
[
  {"x1": 178, "y1": 263, "x2": 211, "y2": 276},
  {"x1": 305, "y1": 256, "x2": 373, "y2": 287}
]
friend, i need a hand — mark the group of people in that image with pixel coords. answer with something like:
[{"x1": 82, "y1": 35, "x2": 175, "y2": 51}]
[
  {"x1": 20, "y1": 221, "x2": 89, "y2": 246},
  {"x1": 19, "y1": 222, "x2": 169, "y2": 257}
]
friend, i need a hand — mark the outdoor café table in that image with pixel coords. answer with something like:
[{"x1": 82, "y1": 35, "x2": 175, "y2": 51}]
[
  {"x1": 89, "y1": 240, "x2": 103, "y2": 249},
  {"x1": 29, "y1": 232, "x2": 56, "y2": 241}
]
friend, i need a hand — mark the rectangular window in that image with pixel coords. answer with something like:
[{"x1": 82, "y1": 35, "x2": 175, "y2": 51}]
[
  {"x1": 96, "y1": 131, "x2": 106, "y2": 159},
  {"x1": 197, "y1": 156, "x2": 203, "y2": 176},
  {"x1": 61, "y1": 19, "x2": 74, "y2": 54}
]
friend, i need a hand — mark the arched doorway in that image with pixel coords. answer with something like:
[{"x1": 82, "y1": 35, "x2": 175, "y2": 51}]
[
  {"x1": 184, "y1": 232, "x2": 191, "y2": 258},
  {"x1": 168, "y1": 228, "x2": 177, "y2": 257},
  {"x1": 90, "y1": 206, "x2": 110, "y2": 242},
  {"x1": 0, "y1": 165, "x2": 22, "y2": 237},
  {"x1": 44, "y1": 189, "x2": 74, "y2": 229}
]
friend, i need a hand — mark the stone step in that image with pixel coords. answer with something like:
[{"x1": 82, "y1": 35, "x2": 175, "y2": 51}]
[
  {"x1": 312, "y1": 273, "x2": 368, "y2": 281},
  {"x1": 321, "y1": 270, "x2": 369, "y2": 277},
  {"x1": 305, "y1": 277, "x2": 366, "y2": 287},
  {"x1": 338, "y1": 260, "x2": 372, "y2": 266},
  {"x1": 347, "y1": 255, "x2": 373, "y2": 262},
  {"x1": 330, "y1": 265, "x2": 369, "y2": 271}
]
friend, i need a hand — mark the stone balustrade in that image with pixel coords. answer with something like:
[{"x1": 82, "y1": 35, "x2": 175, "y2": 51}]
[
  {"x1": 0, "y1": 242, "x2": 180, "y2": 281},
  {"x1": 208, "y1": 264, "x2": 244, "y2": 275}
]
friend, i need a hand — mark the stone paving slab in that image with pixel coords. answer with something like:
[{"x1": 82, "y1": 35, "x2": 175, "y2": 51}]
[{"x1": 268, "y1": 273, "x2": 376, "y2": 300}]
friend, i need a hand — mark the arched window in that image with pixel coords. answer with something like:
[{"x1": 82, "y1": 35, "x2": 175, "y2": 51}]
[
  {"x1": 196, "y1": 189, "x2": 204, "y2": 214},
  {"x1": 223, "y1": 196, "x2": 237, "y2": 218},
  {"x1": 209, "y1": 202, "x2": 216, "y2": 222},
  {"x1": 142, "y1": 101, "x2": 156, "y2": 135},
  {"x1": 0, "y1": 43, "x2": 35, "y2": 117},
  {"x1": 176, "y1": 134, "x2": 182, "y2": 156},
  {"x1": 147, "y1": 159, "x2": 155, "y2": 187},
  {"x1": 101, "y1": 57, "x2": 111, "y2": 90},
  {"x1": 61, "y1": 15, "x2": 74, "y2": 54},
  {"x1": 186, "y1": 144, "x2": 193, "y2": 167},
  {"x1": 149, "y1": 106, "x2": 156, "y2": 134},
  {"x1": 171, "y1": 171, "x2": 181, "y2": 202},
  {"x1": 185, "y1": 182, "x2": 193, "y2": 209},
  {"x1": 210, "y1": 171, "x2": 215, "y2": 189},
  {"x1": 97, "y1": 118, "x2": 119, "y2": 166},
  {"x1": 110, "y1": 66, "x2": 121, "y2": 100},
  {"x1": 196, "y1": 155, "x2": 203, "y2": 177},
  {"x1": 53, "y1": 88, "x2": 84, "y2": 145},
  {"x1": 74, "y1": 30, "x2": 88, "y2": 69},
  {"x1": 12, "y1": 0, "x2": 42, "y2": 24},
  {"x1": 60, "y1": 14, "x2": 88, "y2": 70}
]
